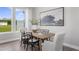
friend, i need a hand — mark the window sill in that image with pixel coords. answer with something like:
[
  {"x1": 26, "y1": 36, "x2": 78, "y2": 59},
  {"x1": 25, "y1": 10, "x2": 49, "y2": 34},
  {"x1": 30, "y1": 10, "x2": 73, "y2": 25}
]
[{"x1": 0, "y1": 31, "x2": 20, "y2": 34}]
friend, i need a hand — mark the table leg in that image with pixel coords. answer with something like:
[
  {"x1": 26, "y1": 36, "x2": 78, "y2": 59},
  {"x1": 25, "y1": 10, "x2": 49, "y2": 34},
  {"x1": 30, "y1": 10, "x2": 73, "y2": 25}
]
[{"x1": 38, "y1": 39, "x2": 42, "y2": 51}]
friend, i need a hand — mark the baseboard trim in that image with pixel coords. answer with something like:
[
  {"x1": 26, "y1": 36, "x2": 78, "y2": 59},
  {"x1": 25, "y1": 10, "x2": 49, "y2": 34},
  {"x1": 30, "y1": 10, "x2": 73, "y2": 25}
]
[{"x1": 64, "y1": 43, "x2": 79, "y2": 50}]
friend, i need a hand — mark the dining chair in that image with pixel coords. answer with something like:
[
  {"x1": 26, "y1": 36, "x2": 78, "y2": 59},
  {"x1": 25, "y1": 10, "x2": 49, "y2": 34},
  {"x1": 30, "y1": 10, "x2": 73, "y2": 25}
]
[
  {"x1": 38, "y1": 29, "x2": 50, "y2": 42},
  {"x1": 20, "y1": 29, "x2": 26, "y2": 46},
  {"x1": 23, "y1": 32, "x2": 32, "y2": 50},
  {"x1": 38, "y1": 29, "x2": 49, "y2": 34},
  {"x1": 20, "y1": 28, "x2": 28, "y2": 46},
  {"x1": 22, "y1": 32, "x2": 39, "y2": 51},
  {"x1": 28, "y1": 33, "x2": 39, "y2": 51},
  {"x1": 42, "y1": 32, "x2": 65, "y2": 51}
]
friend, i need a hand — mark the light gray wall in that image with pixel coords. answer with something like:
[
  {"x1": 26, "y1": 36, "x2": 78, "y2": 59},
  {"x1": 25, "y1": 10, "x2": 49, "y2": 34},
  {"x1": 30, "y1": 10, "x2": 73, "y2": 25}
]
[
  {"x1": 0, "y1": 32, "x2": 21, "y2": 43},
  {"x1": 66, "y1": 7, "x2": 79, "y2": 47},
  {"x1": 32, "y1": 7, "x2": 79, "y2": 49},
  {"x1": 32, "y1": 7, "x2": 64, "y2": 33}
]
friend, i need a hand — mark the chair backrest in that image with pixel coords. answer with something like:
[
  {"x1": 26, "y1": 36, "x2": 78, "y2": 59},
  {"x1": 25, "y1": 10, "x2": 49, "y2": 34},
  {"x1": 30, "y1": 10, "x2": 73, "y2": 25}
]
[
  {"x1": 20, "y1": 28, "x2": 27, "y2": 37},
  {"x1": 25, "y1": 32, "x2": 32, "y2": 39},
  {"x1": 22, "y1": 32, "x2": 32, "y2": 44},
  {"x1": 53, "y1": 32, "x2": 65, "y2": 51},
  {"x1": 38, "y1": 29, "x2": 49, "y2": 35}
]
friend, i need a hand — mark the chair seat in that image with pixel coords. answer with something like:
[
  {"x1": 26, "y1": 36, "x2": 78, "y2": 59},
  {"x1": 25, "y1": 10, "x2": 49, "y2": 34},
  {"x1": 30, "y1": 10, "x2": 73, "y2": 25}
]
[
  {"x1": 42, "y1": 40, "x2": 54, "y2": 45},
  {"x1": 29, "y1": 39, "x2": 38, "y2": 42},
  {"x1": 28, "y1": 39, "x2": 39, "y2": 50},
  {"x1": 42, "y1": 33, "x2": 65, "y2": 51}
]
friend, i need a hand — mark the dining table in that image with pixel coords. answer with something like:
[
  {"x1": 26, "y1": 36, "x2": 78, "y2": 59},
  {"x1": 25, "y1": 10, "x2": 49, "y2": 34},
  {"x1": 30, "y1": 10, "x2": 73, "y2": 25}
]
[
  {"x1": 32, "y1": 32, "x2": 55, "y2": 50},
  {"x1": 24, "y1": 29, "x2": 55, "y2": 50},
  {"x1": 32, "y1": 32, "x2": 55, "y2": 40}
]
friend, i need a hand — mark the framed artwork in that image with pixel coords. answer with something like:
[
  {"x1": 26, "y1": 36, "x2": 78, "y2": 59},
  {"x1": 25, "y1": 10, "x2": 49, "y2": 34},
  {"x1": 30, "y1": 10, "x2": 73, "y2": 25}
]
[{"x1": 40, "y1": 7, "x2": 64, "y2": 26}]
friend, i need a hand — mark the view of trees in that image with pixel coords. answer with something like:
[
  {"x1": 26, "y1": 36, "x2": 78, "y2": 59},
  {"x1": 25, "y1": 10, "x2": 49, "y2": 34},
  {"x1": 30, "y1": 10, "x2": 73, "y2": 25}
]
[
  {"x1": 0, "y1": 18, "x2": 11, "y2": 25},
  {"x1": 0, "y1": 7, "x2": 11, "y2": 32},
  {"x1": 0, "y1": 7, "x2": 25, "y2": 32},
  {"x1": 0, "y1": 18, "x2": 11, "y2": 32}
]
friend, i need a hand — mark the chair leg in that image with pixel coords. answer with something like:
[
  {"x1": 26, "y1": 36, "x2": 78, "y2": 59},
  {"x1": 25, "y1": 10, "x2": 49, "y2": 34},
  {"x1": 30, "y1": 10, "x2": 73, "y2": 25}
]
[
  {"x1": 31, "y1": 45, "x2": 33, "y2": 51},
  {"x1": 42, "y1": 40, "x2": 44, "y2": 43},
  {"x1": 24, "y1": 44, "x2": 26, "y2": 50},
  {"x1": 20, "y1": 40, "x2": 22, "y2": 46},
  {"x1": 26, "y1": 44, "x2": 28, "y2": 51}
]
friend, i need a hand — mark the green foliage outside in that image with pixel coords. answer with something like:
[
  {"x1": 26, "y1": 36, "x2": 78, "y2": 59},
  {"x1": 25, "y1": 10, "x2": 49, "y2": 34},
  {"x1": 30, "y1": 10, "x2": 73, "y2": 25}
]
[
  {"x1": 0, "y1": 19, "x2": 11, "y2": 32},
  {"x1": 0, "y1": 20, "x2": 11, "y2": 25},
  {"x1": 0, "y1": 25, "x2": 11, "y2": 32}
]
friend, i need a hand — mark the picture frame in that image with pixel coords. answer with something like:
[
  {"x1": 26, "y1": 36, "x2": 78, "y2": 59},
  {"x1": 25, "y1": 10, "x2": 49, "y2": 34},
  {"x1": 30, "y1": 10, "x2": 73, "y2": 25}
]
[{"x1": 40, "y1": 7, "x2": 64, "y2": 26}]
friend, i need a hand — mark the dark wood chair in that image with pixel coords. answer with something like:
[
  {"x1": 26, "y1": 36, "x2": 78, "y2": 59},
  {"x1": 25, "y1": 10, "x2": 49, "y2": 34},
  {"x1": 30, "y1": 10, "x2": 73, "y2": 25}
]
[
  {"x1": 27, "y1": 32, "x2": 39, "y2": 51},
  {"x1": 21, "y1": 31, "x2": 39, "y2": 51},
  {"x1": 20, "y1": 30, "x2": 26, "y2": 47}
]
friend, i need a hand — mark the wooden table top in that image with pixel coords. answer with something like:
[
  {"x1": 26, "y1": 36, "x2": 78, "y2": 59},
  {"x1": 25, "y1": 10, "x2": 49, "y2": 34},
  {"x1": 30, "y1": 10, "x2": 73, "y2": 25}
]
[
  {"x1": 24, "y1": 30, "x2": 55, "y2": 40},
  {"x1": 32, "y1": 32, "x2": 55, "y2": 40}
]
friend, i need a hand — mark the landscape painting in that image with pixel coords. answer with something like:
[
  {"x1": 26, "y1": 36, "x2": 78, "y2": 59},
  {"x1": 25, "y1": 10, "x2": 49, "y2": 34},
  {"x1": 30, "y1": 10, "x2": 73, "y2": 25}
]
[{"x1": 40, "y1": 7, "x2": 64, "y2": 26}]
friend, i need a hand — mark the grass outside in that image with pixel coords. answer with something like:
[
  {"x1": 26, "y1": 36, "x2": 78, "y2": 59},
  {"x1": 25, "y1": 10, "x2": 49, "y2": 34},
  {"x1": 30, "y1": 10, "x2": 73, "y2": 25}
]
[{"x1": 0, "y1": 25, "x2": 11, "y2": 32}]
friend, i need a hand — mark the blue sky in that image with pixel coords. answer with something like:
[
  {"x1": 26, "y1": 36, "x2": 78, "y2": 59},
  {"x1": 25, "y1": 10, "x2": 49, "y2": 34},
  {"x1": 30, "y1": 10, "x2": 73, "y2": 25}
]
[{"x1": 0, "y1": 7, "x2": 24, "y2": 20}]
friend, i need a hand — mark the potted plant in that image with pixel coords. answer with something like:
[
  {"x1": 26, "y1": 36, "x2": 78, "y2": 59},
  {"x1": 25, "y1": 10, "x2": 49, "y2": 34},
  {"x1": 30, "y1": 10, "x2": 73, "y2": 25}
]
[{"x1": 30, "y1": 19, "x2": 38, "y2": 30}]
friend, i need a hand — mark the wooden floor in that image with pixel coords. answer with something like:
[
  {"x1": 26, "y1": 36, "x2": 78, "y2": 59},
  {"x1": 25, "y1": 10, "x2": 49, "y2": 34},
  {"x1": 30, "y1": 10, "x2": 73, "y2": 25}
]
[{"x1": 0, "y1": 40, "x2": 78, "y2": 51}]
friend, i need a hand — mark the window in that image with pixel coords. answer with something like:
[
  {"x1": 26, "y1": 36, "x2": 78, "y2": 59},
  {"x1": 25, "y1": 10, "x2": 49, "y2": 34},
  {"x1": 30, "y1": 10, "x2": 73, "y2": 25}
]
[
  {"x1": 0, "y1": 7, "x2": 11, "y2": 32},
  {"x1": 16, "y1": 9, "x2": 25, "y2": 31},
  {"x1": 0, "y1": 7, "x2": 26, "y2": 32}
]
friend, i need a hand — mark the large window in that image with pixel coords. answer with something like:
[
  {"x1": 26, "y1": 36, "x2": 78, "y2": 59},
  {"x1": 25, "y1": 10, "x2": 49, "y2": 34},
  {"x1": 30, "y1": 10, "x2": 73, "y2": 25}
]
[
  {"x1": 0, "y1": 7, "x2": 26, "y2": 32},
  {"x1": 0, "y1": 7, "x2": 11, "y2": 32},
  {"x1": 16, "y1": 9, "x2": 25, "y2": 31}
]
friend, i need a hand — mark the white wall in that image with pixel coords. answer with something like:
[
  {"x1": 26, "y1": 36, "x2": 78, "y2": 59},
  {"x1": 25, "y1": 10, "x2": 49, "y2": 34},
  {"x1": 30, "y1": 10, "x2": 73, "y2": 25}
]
[
  {"x1": 65, "y1": 7, "x2": 79, "y2": 48},
  {"x1": 32, "y1": 7, "x2": 65, "y2": 33},
  {"x1": 32, "y1": 7, "x2": 79, "y2": 50}
]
